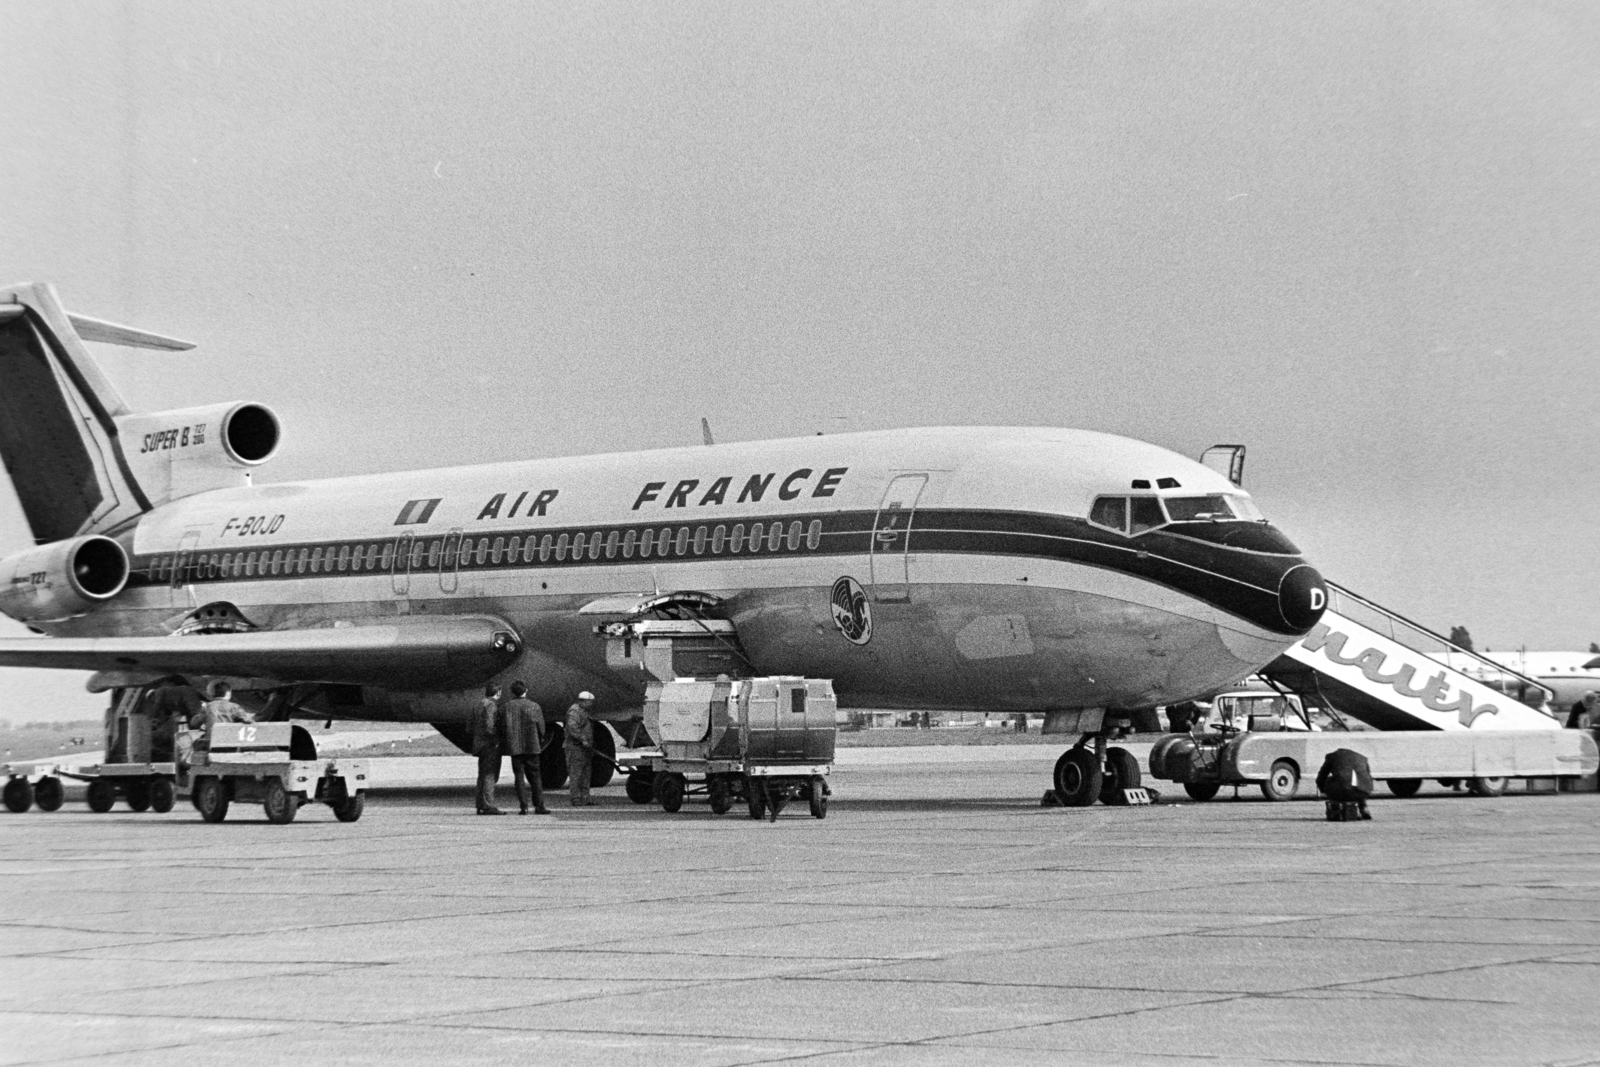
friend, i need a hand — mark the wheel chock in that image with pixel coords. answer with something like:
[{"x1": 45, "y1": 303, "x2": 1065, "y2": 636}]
[
  {"x1": 1121, "y1": 788, "x2": 1153, "y2": 806},
  {"x1": 1040, "y1": 789, "x2": 1062, "y2": 808}
]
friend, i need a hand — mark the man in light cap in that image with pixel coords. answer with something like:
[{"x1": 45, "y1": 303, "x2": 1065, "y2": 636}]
[{"x1": 564, "y1": 692, "x2": 596, "y2": 807}]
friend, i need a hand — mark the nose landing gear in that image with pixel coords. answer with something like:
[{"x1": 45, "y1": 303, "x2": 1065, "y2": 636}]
[{"x1": 1046, "y1": 711, "x2": 1146, "y2": 808}]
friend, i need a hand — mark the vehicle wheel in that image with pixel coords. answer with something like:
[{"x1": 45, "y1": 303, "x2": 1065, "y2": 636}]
[
  {"x1": 333, "y1": 794, "x2": 365, "y2": 822},
  {"x1": 33, "y1": 776, "x2": 65, "y2": 812},
  {"x1": 1099, "y1": 747, "x2": 1141, "y2": 806},
  {"x1": 1468, "y1": 776, "x2": 1508, "y2": 797},
  {"x1": 125, "y1": 780, "x2": 153, "y2": 812},
  {"x1": 808, "y1": 777, "x2": 827, "y2": 819},
  {"x1": 195, "y1": 778, "x2": 230, "y2": 822},
  {"x1": 708, "y1": 776, "x2": 733, "y2": 815},
  {"x1": 747, "y1": 778, "x2": 766, "y2": 820},
  {"x1": 264, "y1": 779, "x2": 298, "y2": 824},
  {"x1": 658, "y1": 773, "x2": 686, "y2": 813},
  {"x1": 1260, "y1": 760, "x2": 1300, "y2": 802},
  {"x1": 145, "y1": 778, "x2": 175, "y2": 813},
  {"x1": 540, "y1": 724, "x2": 568, "y2": 789},
  {"x1": 1053, "y1": 748, "x2": 1102, "y2": 807},
  {"x1": 1183, "y1": 782, "x2": 1221, "y2": 802},
  {"x1": 1386, "y1": 778, "x2": 1423, "y2": 798},
  {"x1": 625, "y1": 770, "x2": 655, "y2": 804},
  {"x1": 3, "y1": 777, "x2": 33, "y2": 813},
  {"x1": 86, "y1": 779, "x2": 117, "y2": 813}
]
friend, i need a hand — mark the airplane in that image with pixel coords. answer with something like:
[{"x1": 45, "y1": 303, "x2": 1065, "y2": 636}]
[
  {"x1": 0, "y1": 282, "x2": 1327, "y2": 805},
  {"x1": 1438, "y1": 649, "x2": 1600, "y2": 722}
]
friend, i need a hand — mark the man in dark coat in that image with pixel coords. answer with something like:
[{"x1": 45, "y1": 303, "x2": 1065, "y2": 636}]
[
  {"x1": 504, "y1": 680, "x2": 549, "y2": 815},
  {"x1": 1316, "y1": 748, "x2": 1374, "y2": 821},
  {"x1": 473, "y1": 684, "x2": 505, "y2": 815}
]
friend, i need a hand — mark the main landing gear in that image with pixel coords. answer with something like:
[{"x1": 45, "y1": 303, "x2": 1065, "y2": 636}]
[{"x1": 1047, "y1": 715, "x2": 1145, "y2": 808}]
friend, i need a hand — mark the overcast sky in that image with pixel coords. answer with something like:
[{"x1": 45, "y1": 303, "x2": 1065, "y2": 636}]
[{"x1": 3, "y1": 1, "x2": 1597, "y2": 721}]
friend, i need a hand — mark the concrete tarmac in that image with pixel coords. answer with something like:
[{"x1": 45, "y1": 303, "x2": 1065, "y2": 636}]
[{"x1": 2, "y1": 753, "x2": 1598, "y2": 1066}]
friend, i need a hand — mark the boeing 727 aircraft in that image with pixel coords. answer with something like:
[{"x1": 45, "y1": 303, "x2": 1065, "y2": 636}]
[{"x1": 0, "y1": 282, "x2": 1326, "y2": 804}]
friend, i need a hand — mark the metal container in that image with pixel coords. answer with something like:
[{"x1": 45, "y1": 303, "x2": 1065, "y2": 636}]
[{"x1": 739, "y1": 677, "x2": 837, "y2": 765}]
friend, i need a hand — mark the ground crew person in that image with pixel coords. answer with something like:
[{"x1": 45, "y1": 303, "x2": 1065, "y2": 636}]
[
  {"x1": 474, "y1": 684, "x2": 505, "y2": 815},
  {"x1": 1316, "y1": 748, "x2": 1374, "y2": 821},
  {"x1": 1565, "y1": 691, "x2": 1597, "y2": 729},
  {"x1": 564, "y1": 691, "x2": 597, "y2": 807},
  {"x1": 200, "y1": 681, "x2": 252, "y2": 727},
  {"x1": 503, "y1": 681, "x2": 549, "y2": 815}
]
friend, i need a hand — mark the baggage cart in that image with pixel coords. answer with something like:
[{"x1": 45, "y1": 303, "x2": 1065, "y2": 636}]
[{"x1": 631, "y1": 676, "x2": 837, "y2": 820}]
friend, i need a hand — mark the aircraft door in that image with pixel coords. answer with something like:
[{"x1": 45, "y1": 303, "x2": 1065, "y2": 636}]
[
  {"x1": 440, "y1": 529, "x2": 461, "y2": 593},
  {"x1": 870, "y1": 473, "x2": 927, "y2": 602},
  {"x1": 170, "y1": 529, "x2": 201, "y2": 608},
  {"x1": 392, "y1": 532, "x2": 413, "y2": 596}
]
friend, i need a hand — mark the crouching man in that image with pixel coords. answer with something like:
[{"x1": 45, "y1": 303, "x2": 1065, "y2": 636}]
[{"x1": 1316, "y1": 748, "x2": 1374, "y2": 821}]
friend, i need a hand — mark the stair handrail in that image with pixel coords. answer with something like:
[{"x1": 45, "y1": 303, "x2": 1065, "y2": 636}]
[{"x1": 1324, "y1": 581, "x2": 1551, "y2": 698}]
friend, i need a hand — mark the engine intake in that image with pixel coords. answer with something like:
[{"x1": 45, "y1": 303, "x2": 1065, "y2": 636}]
[
  {"x1": 116, "y1": 401, "x2": 282, "y2": 505},
  {"x1": 0, "y1": 535, "x2": 129, "y2": 623}
]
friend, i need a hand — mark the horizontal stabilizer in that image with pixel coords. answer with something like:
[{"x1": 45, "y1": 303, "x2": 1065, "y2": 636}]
[
  {"x1": 0, "y1": 614, "x2": 522, "y2": 691},
  {"x1": 66, "y1": 312, "x2": 195, "y2": 351}
]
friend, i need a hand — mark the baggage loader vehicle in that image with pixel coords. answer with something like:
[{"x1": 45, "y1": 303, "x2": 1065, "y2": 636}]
[
  {"x1": 628, "y1": 676, "x2": 837, "y2": 820},
  {"x1": 1149, "y1": 726, "x2": 1599, "y2": 801},
  {"x1": 184, "y1": 721, "x2": 370, "y2": 823}
]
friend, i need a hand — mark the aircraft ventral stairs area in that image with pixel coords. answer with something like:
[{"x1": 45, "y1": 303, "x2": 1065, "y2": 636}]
[{"x1": 1260, "y1": 582, "x2": 1558, "y2": 732}]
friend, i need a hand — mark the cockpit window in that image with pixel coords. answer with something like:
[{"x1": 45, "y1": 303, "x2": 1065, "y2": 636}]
[
  {"x1": 1130, "y1": 497, "x2": 1166, "y2": 534},
  {"x1": 1164, "y1": 495, "x2": 1239, "y2": 522},
  {"x1": 1088, "y1": 496, "x2": 1128, "y2": 533}
]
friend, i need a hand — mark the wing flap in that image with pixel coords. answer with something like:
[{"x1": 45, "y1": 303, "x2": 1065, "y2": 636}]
[{"x1": 0, "y1": 614, "x2": 521, "y2": 690}]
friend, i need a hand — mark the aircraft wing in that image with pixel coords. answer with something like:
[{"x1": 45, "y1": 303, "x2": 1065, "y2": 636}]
[{"x1": 0, "y1": 614, "x2": 522, "y2": 691}]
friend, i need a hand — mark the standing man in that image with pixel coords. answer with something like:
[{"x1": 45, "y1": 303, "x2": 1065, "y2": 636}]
[
  {"x1": 474, "y1": 684, "x2": 505, "y2": 815},
  {"x1": 564, "y1": 691, "x2": 597, "y2": 807},
  {"x1": 504, "y1": 681, "x2": 549, "y2": 815}
]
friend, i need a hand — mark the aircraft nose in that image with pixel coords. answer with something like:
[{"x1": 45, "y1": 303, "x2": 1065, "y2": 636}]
[{"x1": 1277, "y1": 564, "x2": 1327, "y2": 633}]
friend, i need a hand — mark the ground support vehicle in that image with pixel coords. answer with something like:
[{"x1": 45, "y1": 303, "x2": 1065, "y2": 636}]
[
  {"x1": 2, "y1": 763, "x2": 74, "y2": 813},
  {"x1": 183, "y1": 722, "x2": 370, "y2": 824},
  {"x1": 629, "y1": 676, "x2": 837, "y2": 820},
  {"x1": 1148, "y1": 728, "x2": 1599, "y2": 801}
]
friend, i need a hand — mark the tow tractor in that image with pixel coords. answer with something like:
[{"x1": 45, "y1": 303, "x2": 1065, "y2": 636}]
[
  {"x1": 184, "y1": 721, "x2": 369, "y2": 823},
  {"x1": 623, "y1": 676, "x2": 838, "y2": 820}
]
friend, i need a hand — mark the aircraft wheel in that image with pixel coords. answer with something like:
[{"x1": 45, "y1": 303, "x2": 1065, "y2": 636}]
[
  {"x1": 540, "y1": 725, "x2": 568, "y2": 789},
  {"x1": 747, "y1": 778, "x2": 766, "y2": 820},
  {"x1": 1386, "y1": 778, "x2": 1422, "y2": 798},
  {"x1": 1260, "y1": 760, "x2": 1300, "y2": 802},
  {"x1": 86, "y1": 779, "x2": 117, "y2": 813},
  {"x1": 149, "y1": 778, "x2": 176, "y2": 813},
  {"x1": 195, "y1": 778, "x2": 230, "y2": 823},
  {"x1": 658, "y1": 773, "x2": 686, "y2": 813},
  {"x1": 263, "y1": 780, "x2": 298, "y2": 824},
  {"x1": 3, "y1": 777, "x2": 33, "y2": 813},
  {"x1": 1053, "y1": 749, "x2": 1102, "y2": 807},
  {"x1": 1468, "y1": 776, "x2": 1507, "y2": 797},
  {"x1": 589, "y1": 725, "x2": 615, "y2": 788},
  {"x1": 333, "y1": 795, "x2": 365, "y2": 822},
  {"x1": 625, "y1": 770, "x2": 655, "y2": 804},
  {"x1": 1183, "y1": 782, "x2": 1221, "y2": 802},
  {"x1": 33, "y1": 776, "x2": 64, "y2": 812},
  {"x1": 808, "y1": 777, "x2": 827, "y2": 819},
  {"x1": 1099, "y1": 747, "x2": 1141, "y2": 806},
  {"x1": 708, "y1": 776, "x2": 733, "y2": 815},
  {"x1": 125, "y1": 780, "x2": 153, "y2": 812}
]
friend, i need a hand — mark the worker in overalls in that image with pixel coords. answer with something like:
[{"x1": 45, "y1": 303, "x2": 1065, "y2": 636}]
[
  {"x1": 564, "y1": 691, "x2": 596, "y2": 807},
  {"x1": 474, "y1": 685, "x2": 506, "y2": 815},
  {"x1": 504, "y1": 681, "x2": 549, "y2": 815}
]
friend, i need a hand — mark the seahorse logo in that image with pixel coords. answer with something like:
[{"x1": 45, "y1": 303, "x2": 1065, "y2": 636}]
[{"x1": 830, "y1": 576, "x2": 872, "y2": 645}]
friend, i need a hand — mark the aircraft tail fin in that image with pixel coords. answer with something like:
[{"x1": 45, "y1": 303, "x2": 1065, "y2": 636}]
[{"x1": 0, "y1": 283, "x2": 156, "y2": 543}]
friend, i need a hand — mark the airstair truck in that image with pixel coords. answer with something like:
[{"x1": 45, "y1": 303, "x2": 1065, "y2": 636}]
[{"x1": 1150, "y1": 582, "x2": 1598, "y2": 800}]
